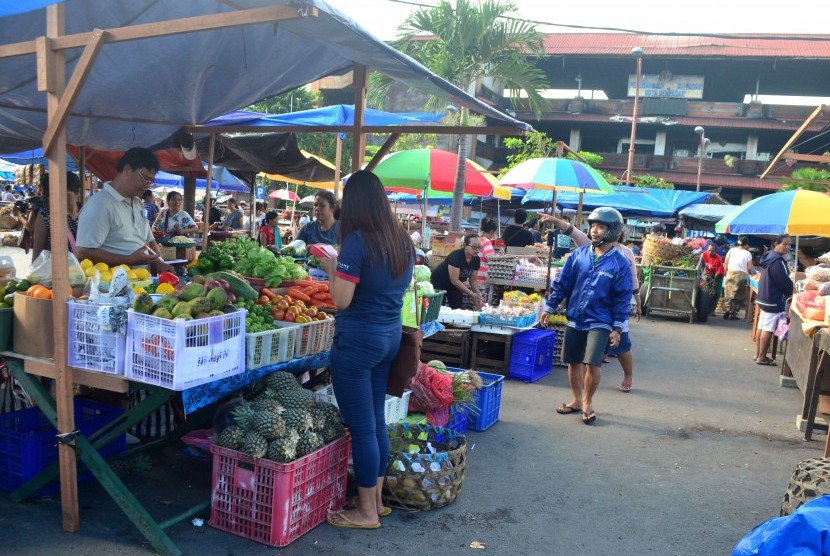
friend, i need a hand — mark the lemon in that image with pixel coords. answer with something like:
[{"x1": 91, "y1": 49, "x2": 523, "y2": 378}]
[
  {"x1": 80, "y1": 259, "x2": 94, "y2": 270},
  {"x1": 134, "y1": 268, "x2": 150, "y2": 280},
  {"x1": 118, "y1": 264, "x2": 131, "y2": 272},
  {"x1": 125, "y1": 271, "x2": 138, "y2": 280},
  {"x1": 85, "y1": 267, "x2": 98, "y2": 278},
  {"x1": 156, "y1": 282, "x2": 176, "y2": 295},
  {"x1": 133, "y1": 287, "x2": 147, "y2": 295},
  {"x1": 99, "y1": 271, "x2": 113, "y2": 282},
  {"x1": 93, "y1": 262, "x2": 109, "y2": 272}
]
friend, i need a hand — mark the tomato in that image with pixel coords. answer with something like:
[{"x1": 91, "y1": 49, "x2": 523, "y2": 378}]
[
  {"x1": 276, "y1": 299, "x2": 289, "y2": 311},
  {"x1": 273, "y1": 309, "x2": 285, "y2": 321},
  {"x1": 258, "y1": 295, "x2": 270, "y2": 305},
  {"x1": 283, "y1": 311, "x2": 295, "y2": 322}
]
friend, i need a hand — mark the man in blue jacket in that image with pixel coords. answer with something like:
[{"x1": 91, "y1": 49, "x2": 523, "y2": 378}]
[
  {"x1": 541, "y1": 207, "x2": 633, "y2": 424},
  {"x1": 754, "y1": 235, "x2": 793, "y2": 366}
]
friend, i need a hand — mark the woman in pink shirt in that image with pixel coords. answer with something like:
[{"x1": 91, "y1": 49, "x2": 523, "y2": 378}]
[{"x1": 477, "y1": 219, "x2": 498, "y2": 300}]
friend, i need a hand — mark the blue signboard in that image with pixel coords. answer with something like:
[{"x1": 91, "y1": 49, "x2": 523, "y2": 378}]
[{"x1": 255, "y1": 186, "x2": 265, "y2": 200}]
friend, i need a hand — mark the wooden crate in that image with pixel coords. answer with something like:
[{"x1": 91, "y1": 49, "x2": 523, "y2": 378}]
[
  {"x1": 470, "y1": 331, "x2": 513, "y2": 376},
  {"x1": 161, "y1": 245, "x2": 196, "y2": 261},
  {"x1": 421, "y1": 328, "x2": 470, "y2": 368}
]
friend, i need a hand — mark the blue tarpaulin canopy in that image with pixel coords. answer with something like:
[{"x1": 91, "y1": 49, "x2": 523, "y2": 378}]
[
  {"x1": 522, "y1": 186, "x2": 710, "y2": 218},
  {"x1": 204, "y1": 105, "x2": 445, "y2": 130},
  {"x1": 0, "y1": 0, "x2": 530, "y2": 153}
]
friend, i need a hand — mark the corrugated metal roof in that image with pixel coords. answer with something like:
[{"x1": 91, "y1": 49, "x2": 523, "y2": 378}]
[
  {"x1": 543, "y1": 34, "x2": 830, "y2": 59},
  {"x1": 525, "y1": 112, "x2": 829, "y2": 132},
  {"x1": 649, "y1": 171, "x2": 782, "y2": 191}
]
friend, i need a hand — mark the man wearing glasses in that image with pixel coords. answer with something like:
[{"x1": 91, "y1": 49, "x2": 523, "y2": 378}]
[
  {"x1": 429, "y1": 232, "x2": 484, "y2": 309},
  {"x1": 76, "y1": 148, "x2": 171, "y2": 272}
]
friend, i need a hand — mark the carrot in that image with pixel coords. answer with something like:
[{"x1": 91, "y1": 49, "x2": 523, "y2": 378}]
[
  {"x1": 300, "y1": 286, "x2": 317, "y2": 296},
  {"x1": 311, "y1": 292, "x2": 329, "y2": 301},
  {"x1": 286, "y1": 288, "x2": 311, "y2": 302},
  {"x1": 310, "y1": 300, "x2": 328, "y2": 308},
  {"x1": 260, "y1": 287, "x2": 278, "y2": 300}
]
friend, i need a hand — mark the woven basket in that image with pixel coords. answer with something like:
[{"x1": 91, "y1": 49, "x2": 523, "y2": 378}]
[
  {"x1": 642, "y1": 236, "x2": 690, "y2": 263},
  {"x1": 382, "y1": 423, "x2": 467, "y2": 512}
]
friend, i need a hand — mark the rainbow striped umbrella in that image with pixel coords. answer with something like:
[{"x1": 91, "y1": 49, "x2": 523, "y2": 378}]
[
  {"x1": 373, "y1": 148, "x2": 498, "y2": 197},
  {"x1": 497, "y1": 157, "x2": 615, "y2": 193},
  {"x1": 715, "y1": 190, "x2": 830, "y2": 236}
]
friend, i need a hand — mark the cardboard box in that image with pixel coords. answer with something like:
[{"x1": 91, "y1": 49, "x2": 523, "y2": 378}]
[{"x1": 13, "y1": 292, "x2": 54, "y2": 358}]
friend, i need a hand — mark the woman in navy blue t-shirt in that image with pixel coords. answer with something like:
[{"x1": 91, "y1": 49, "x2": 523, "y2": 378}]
[{"x1": 319, "y1": 170, "x2": 414, "y2": 529}]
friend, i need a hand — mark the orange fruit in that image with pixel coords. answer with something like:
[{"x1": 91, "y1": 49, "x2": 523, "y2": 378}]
[
  {"x1": 33, "y1": 288, "x2": 52, "y2": 299},
  {"x1": 27, "y1": 285, "x2": 43, "y2": 296}
]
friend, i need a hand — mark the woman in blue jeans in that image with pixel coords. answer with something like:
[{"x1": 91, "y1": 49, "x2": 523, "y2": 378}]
[{"x1": 319, "y1": 170, "x2": 414, "y2": 529}]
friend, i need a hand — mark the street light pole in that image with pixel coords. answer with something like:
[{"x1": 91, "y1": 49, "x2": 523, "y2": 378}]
[
  {"x1": 695, "y1": 125, "x2": 706, "y2": 192},
  {"x1": 625, "y1": 47, "x2": 644, "y2": 186}
]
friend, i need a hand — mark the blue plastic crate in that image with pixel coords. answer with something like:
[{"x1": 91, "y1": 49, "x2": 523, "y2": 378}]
[
  {"x1": 0, "y1": 399, "x2": 126, "y2": 494},
  {"x1": 467, "y1": 372, "x2": 504, "y2": 430},
  {"x1": 435, "y1": 405, "x2": 468, "y2": 443},
  {"x1": 508, "y1": 329, "x2": 556, "y2": 383}
]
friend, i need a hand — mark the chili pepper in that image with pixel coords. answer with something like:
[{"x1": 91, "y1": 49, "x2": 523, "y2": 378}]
[{"x1": 158, "y1": 271, "x2": 180, "y2": 286}]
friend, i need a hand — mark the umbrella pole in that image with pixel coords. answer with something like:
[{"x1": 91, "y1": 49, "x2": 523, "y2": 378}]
[
  {"x1": 202, "y1": 134, "x2": 215, "y2": 254},
  {"x1": 421, "y1": 188, "x2": 429, "y2": 250},
  {"x1": 576, "y1": 190, "x2": 584, "y2": 230},
  {"x1": 795, "y1": 235, "x2": 800, "y2": 273}
]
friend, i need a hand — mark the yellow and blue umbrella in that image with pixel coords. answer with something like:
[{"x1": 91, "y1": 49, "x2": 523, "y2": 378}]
[
  {"x1": 497, "y1": 157, "x2": 615, "y2": 193},
  {"x1": 715, "y1": 190, "x2": 830, "y2": 236}
]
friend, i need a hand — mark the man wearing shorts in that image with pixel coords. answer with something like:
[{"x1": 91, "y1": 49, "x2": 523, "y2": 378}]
[
  {"x1": 754, "y1": 235, "x2": 793, "y2": 366},
  {"x1": 540, "y1": 207, "x2": 632, "y2": 424}
]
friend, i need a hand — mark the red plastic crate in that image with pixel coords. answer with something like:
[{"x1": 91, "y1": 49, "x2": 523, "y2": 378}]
[{"x1": 210, "y1": 434, "x2": 350, "y2": 547}]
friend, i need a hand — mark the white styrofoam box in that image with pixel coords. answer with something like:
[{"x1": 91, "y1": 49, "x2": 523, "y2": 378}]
[
  {"x1": 67, "y1": 300, "x2": 126, "y2": 375},
  {"x1": 125, "y1": 309, "x2": 246, "y2": 390}
]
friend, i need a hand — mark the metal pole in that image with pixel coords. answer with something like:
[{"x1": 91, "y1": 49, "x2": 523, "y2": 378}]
[
  {"x1": 695, "y1": 126, "x2": 705, "y2": 192},
  {"x1": 625, "y1": 47, "x2": 644, "y2": 186}
]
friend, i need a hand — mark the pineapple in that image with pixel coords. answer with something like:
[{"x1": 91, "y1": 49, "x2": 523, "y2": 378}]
[
  {"x1": 230, "y1": 403, "x2": 257, "y2": 429},
  {"x1": 308, "y1": 405, "x2": 328, "y2": 432},
  {"x1": 109, "y1": 458, "x2": 132, "y2": 479},
  {"x1": 265, "y1": 371, "x2": 299, "y2": 392},
  {"x1": 265, "y1": 430, "x2": 299, "y2": 463},
  {"x1": 214, "y1": 425, "x2": 244, "y2": 450},
  {"x1": 296, "y1": 431, "x2": 324, "y2": 458},
  {"x1": 240, "y1": 431, "x2": 268, "y2": 458},
  {"x1": 249, "y1": 398, "x2": 285, "y2": 415},
  {"x1": 252, "y1": 410, "x2": 287, "y2": 440},
  {"x1": 282, "y1": 408, "x2": 314, "y2": 433},
  {"x1": 273, "y1": 388, "x2": 314, "y2": 410},
  {"x1": 321, "y1": 414, "x2": 346, "y2": 444}
]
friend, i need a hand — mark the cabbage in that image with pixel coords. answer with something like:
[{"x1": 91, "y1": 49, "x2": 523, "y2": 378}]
[
  {"x1": 414, "y1": 265, "x2": 431, "y2": 283},
  {"x1": 416, "y1": 281, "x2": 434, "y2": 294}
]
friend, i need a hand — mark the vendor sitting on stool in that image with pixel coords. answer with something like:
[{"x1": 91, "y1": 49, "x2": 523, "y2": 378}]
[{"x1": 430, "y1": 232, "x2": 484, "y2": 310}]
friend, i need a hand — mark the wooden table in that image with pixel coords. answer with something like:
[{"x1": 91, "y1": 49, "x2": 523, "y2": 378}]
[{"x1": 781, "y1": 314, "x2": 830, "y2": 440}]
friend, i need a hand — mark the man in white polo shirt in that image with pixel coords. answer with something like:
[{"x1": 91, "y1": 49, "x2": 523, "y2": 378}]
[{"x1": 76, "y1": 148, "x2": 170, "y2": 272}]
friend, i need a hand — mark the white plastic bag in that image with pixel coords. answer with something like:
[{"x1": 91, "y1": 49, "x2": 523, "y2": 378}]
[{"x1": 27, "y1": 250, "x2": 86, "y2": 288}]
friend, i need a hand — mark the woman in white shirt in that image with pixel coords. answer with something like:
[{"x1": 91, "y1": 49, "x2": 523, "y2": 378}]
[{"x1": 722, "y1": 236, "x2": 754, "y2": 320}]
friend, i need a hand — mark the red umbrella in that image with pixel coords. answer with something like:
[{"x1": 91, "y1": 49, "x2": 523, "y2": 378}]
[{"x1": 269, "y1": 189, "x2": 301, "y2": 202}]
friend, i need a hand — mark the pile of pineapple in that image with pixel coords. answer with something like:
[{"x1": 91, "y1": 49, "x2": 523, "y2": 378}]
[{"x1": 214, "y1": 371, "x2": 345, "y2": 463}]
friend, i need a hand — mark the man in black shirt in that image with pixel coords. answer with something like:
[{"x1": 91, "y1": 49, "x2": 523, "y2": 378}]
[{"x1": 503, "y1": 208, "x2": 534, "y2": 247}]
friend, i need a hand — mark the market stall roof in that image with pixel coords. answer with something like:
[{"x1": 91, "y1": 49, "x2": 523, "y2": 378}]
[
  {"x1": 522, "y1": 186, "x2": 710, "y2": 218},
  {"x1": 678, "y1": 203, "x2": 736, "y2": 223},
  {"x1": 202, "y1": 105, "x2": 445, "y2": 131},
  {"x1": 0, "y1": 0, "x2": 531, "y2": 154}
]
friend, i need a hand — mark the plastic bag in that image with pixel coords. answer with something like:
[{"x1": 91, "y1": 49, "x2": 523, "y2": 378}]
[
  {"x1": 806, "y1": 265, "x2": 830, "y2": 282},
  {"x1": 732, "y1": 495, "x2": 830, "y2": 555},
  {"x1": 27, "y1": 250, "x2": 86, "y2": 288}
]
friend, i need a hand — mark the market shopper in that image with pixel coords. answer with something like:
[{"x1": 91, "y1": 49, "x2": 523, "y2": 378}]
[
  {"x1": 152, "y1": 191, "x2": 198, "y2": 237},
  {"x1": 223, "y1": 197, "x2": 244, "y2": 230},
  {"x1": 476, "y1": 218, "x2": 498, "y2": 288},
  {"x1": 297, "y1": 189, "x2": 339, "y2": 245},
  {"x1": 430, "y1": 233, "x2": 485, "y2": 310},
  {"x1": 31, "y1": 171, "x2": 82, "y2": 262},
  {"x1": 701, "y1": 242, "x2": 726, "y2": 314},
  {"x1": 75, "y1": 148, "x2": 170, "y2": 271},
  {"x1": 318, "y1": 170, "x2": 414, "y2": 529},
  {"x1": 722, "y1": 236, "x2": 754, "y2": 320},
  {"x1": 540, "y1": 207, "x2": 632, "y2": 424},
  {"x1": 503, "y1": 208, "x2": 534, "y2": 247},
  {"x1": 754, "y1": 235, "x2": 794, "y2": 366},
  {"x1": 258, "y1": 210, "x2": 283, "y2": 251},
  {"x1": 544, "y1": 214, "x2": 640, "y2": 392},
  {"x1": 143, "y1": 189, "x2": 159, "y2": 227}
]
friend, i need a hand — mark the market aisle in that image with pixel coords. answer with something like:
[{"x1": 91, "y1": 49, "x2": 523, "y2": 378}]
[{"x1": 0, "y1": 314, "x2": 816, "y2": 555}]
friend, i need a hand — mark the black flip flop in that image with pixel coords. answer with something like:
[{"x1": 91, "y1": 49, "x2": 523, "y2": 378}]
[
  {"x1": 582, "y1": 410, "x2": 597, "y2": 424},
  {"x1": 556, "y1": 404, "x2": 581, "y2": 415},
  {"x1": 756, "y1": 358, "x2": 776, "y2": 366}
]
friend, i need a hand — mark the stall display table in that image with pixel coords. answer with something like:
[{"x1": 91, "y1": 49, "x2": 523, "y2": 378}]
[
  {"x1": 780, "y1": 314, "x2": 830, "y2": 440},
  {"x1": 1, "y1": 350, "x2": 330, "y2": 556},
  {"x1": 469, "y1": 323, "x2": 538, "y2": 376}
]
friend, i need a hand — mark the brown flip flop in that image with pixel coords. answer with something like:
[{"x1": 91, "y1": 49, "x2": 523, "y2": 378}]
[{"x1": 556, "y1": 403, "x2": 582, "y2": 415}]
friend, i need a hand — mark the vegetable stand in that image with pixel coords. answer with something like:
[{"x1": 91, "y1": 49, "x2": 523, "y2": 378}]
[
  {"x1": 1, "y1": 350, "x2": 330, "y2": 556},
  {"x1": 642, "y1": 258, "x2": 703, "y2": 323}
]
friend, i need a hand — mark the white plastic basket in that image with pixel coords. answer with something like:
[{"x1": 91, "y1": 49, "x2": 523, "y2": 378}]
[
  {"x1": 67, "y1": 300, "x2": 126, "y2": 375},
  {"x1": 275, "y1": 318, "x2": 335, "y2": 358},
  {"x1": 245, "y1": 327, "x2": 297, "y2": 370},
  {"x1": 125, "y1": 309, "x2": 246, "y2": 390},
  {"x1": 313, "y1": 384, "x2": 408, "y2": 424}
]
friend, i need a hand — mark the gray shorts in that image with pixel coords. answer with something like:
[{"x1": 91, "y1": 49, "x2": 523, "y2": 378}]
[{"x1": 563, "y1": 327, "x2": 611, "y2": 367}]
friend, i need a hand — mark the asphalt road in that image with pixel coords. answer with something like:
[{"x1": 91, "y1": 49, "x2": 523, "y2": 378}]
[{"x1": 0, "y1": 243, "x2": 817, "y2": 555}]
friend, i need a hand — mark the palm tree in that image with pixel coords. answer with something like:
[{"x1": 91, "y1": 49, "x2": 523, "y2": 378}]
[
  {"x1": 371, "y1": 0, "x2": 549, "y2": 231},
  {"x1": 780, "y1": 167, "x2": 830, "y2": 193}
]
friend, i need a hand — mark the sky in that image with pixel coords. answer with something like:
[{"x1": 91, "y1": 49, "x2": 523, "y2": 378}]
[{"x1": 326, "y1": 0, "x2": 829, "y2": 39}]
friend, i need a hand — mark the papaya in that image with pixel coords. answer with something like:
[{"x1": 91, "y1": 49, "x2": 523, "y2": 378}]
[
  {"x1": 152, "y1": 307, "x2": 173, "y2": 320},
  {"x1": 171, "y1": 301, "x2": 192, "y2": 319},
  {"x1": 205, "y1": 271, "x2": 258, "y2": 301},
  {"x1": 208, "y1": 309, "x2": 224, "y2": 317},
  {"x1": 133, "y1": 293, "x2": 154, "y2": 315},
  {"x1": 156, "y1": 295, "x2": 180, "y2": 314},
  {"x1": 206, "y1": 287, "x2": 228, "y2": 310},
  {"x1": 174, "y1": 314, "x2": 193, "y2": 321},
  {"x1": 222, "y1": 304, "x2": 238, "y2": 314},
  {"x1": 188, "y1": 296, "x2": 213, "y2": 316},
  {"x1": 179, "y1": 283, "x2": 207, "y2": 302},
  {"x1": 195, "y1": 312, "x2": 212, "y2": 319}
]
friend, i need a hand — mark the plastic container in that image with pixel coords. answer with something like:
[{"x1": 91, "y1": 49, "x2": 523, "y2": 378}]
[
  {"x1": 435, "y1": 405, "x2": 468, "y2": 442},
  {"x1": 0, "y1": 306, "x2": 12, "y2": 352},
  {"x1": 313, "y1": 384, "x2": 407, "y2": 424},
  {"x1": 210, "y1": 435, "x2": 350, "y2": 547},
  {"x1": 67, "y1": 300, "x2": 127, "y2": 375},
  {"x1": 125, "y1": 309, "x2": 246, "y2": 390},
  {"x1": 479, "y1": 311, "x2": 537, "y2": 328},
  {"x1": 508, "y1": 328, "x2": 556, "y2": 383},
  {"x1": 467, "y1": 372, "x2": 504, "y2": 430},
  {"x1": 275, "y1": 318, "x2": 334, "y2": 358},
  {"x1": 0, "y1": 255, "x2": 15, "y2": 278},
  {"x1": 245, "y1": 326, "x2": 297, "y2": 370},
  {"x1": 420, "y1": 290, "x2": 445, "y2": 323},
  {"x1": 0, "y1": 399, "x2": 126, "y2": 493}
]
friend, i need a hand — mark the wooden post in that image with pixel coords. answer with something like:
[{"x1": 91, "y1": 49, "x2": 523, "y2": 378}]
[
  {"x1": 78, "y1": 145, "x2": 86, "y2": 208},
  {"x1": 183, "y1": 175, "x2": 196, "y2": 220},
  {"x1": 42, "y1": 3, "x2": 79, "y2": 532},
  {"x1": 202, "y1": 134, "x2": 215, "y2": 252},
  {"x1": 351, "y1": 64, "x2": 367, "y2": 178},
  {"x1": 333, "y1": 134, "x2": 342, "y2": 198}
]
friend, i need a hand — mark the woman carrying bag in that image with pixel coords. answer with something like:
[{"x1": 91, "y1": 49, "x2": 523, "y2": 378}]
[{"x1": 319, "y1": 170, "x2": 415, "y2": 530}]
